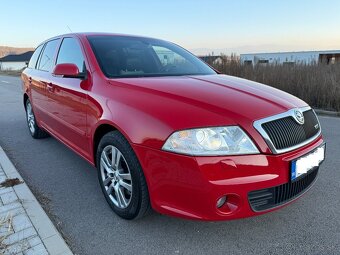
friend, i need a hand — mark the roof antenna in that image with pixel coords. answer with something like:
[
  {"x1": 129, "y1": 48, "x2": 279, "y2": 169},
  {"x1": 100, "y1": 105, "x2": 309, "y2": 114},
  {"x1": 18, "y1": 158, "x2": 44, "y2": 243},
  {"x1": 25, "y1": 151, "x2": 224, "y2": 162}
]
[{"x1": 66, "y1": 25, "x2": 73, "y2": 32}]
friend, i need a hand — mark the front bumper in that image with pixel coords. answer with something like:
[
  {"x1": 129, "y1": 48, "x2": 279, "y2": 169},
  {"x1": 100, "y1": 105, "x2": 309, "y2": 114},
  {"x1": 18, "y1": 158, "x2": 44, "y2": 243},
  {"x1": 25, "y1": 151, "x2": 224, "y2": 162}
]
[{"x1": 132, "y1": 136, "x2": 324, "y2": 221}]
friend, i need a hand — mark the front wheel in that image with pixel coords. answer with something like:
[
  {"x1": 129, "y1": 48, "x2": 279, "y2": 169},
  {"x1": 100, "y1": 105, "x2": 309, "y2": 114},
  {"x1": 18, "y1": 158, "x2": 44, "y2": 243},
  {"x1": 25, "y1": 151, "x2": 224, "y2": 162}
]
[
  {"x1": 96, "y1": 131, "x2": 151, "y2": 219},
  {"x1": 25, "y1": 99, "x2": 49, "y2": 139}
]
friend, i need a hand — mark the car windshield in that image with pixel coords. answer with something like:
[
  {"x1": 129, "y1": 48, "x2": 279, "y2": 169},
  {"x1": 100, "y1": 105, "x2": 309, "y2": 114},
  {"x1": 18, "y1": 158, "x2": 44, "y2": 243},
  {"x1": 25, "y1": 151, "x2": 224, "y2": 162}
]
[{"x1": 87, "y1": 35, "x2": 216, "y2": 78}]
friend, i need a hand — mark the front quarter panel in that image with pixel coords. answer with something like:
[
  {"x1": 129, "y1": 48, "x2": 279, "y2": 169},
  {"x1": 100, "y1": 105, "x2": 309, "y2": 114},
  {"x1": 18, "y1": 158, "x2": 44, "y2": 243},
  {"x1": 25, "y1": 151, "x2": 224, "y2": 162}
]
[{"x1": 87, "y1": 78, "x2": 174, "y2": 154}]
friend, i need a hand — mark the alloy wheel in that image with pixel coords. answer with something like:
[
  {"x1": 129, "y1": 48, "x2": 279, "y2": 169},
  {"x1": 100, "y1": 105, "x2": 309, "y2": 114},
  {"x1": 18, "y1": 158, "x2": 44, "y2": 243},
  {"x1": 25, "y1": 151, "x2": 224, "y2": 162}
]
[
  {"x1": 26, "y1": 101, "x2": 35, "y2": 134},
  {"x1": 100, "y1": 145, "x2": 133, "y2": 209}
]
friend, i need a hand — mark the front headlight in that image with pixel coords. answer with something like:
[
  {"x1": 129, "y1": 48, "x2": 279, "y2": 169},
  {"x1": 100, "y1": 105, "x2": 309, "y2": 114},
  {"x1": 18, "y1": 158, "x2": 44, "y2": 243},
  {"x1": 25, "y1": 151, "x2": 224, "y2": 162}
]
[{"x1": 162, "y1": 126, "x2": 259, "y2": 156}]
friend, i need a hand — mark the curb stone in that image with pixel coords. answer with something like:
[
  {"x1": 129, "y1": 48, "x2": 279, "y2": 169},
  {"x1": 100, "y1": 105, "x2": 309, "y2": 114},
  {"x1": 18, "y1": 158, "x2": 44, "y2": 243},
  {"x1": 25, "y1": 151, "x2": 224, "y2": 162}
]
[{"x1": 0, "y1": 146, "x2": 73, "y2": 255}]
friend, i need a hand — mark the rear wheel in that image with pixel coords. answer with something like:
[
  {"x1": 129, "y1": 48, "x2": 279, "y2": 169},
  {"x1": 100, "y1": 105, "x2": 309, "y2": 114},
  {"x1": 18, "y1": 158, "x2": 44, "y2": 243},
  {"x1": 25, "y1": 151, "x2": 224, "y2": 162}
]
[
  {"x1": 96, "y1": 131, "x2": 150, "y2": 219},
  {"x1": 25, "y1": 99, "x2": 49, "y2": 139}
]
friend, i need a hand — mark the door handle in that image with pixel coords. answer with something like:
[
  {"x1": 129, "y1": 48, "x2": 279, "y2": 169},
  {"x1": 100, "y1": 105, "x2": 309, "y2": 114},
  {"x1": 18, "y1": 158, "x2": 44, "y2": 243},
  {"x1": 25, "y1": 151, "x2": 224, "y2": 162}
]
[{"x1": 46, "y1": 83, "x2": 54, "y2": 92}]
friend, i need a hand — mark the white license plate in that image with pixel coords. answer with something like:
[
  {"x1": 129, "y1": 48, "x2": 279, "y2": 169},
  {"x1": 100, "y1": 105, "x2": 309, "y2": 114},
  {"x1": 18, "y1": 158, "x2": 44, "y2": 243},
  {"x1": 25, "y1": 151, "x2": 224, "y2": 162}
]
[{"x1": 291, "y1": 145, "x2": 325, "y2": 181}]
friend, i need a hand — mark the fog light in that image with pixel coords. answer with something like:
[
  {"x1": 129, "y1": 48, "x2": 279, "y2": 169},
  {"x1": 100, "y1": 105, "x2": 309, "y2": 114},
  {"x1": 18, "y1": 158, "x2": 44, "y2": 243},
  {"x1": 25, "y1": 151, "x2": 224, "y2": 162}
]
[
  {"x1": 216, "y1": 194, "x2": 241, "y2": 215},
  {"x1": 216, "y1": 196, "x2": 227, "y2": 208}
]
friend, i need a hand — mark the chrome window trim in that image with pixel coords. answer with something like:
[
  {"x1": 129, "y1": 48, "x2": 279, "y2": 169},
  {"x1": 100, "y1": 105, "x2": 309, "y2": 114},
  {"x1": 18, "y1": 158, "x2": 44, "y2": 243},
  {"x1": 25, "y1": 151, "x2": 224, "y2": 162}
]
[{"x1": 253, "y1": 106, "x2": 322, "y2": 154}]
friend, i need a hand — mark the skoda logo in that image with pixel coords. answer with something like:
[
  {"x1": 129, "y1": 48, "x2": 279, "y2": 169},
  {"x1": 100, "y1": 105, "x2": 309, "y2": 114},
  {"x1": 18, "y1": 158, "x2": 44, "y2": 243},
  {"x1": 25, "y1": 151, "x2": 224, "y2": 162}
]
[{"x1": 294, "y1": 110, "x2": 304, "y2": 125}]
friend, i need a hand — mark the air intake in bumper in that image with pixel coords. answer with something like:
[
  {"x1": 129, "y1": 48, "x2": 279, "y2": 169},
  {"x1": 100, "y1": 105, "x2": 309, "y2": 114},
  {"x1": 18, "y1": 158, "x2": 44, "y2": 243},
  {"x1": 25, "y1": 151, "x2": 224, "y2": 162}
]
[{"x1": 248, "y1": 168, "x2": 318, "y2": 212}]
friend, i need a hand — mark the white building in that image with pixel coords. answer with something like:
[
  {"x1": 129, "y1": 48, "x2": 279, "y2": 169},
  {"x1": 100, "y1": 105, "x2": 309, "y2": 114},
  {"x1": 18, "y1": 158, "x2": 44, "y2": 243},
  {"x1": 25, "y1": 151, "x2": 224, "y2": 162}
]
[
  {"x1": 0, "y1": 51, "x2": 33, "y2": 71},
  {"x1": 240, "y1": 50, "x2": 340, "y2": 65}
]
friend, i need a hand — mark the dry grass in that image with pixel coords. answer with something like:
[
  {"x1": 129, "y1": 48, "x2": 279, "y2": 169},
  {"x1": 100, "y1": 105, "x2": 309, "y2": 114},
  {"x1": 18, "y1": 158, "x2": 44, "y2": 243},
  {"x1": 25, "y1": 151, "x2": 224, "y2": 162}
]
[
  {"x1": 207, "y1": 55, "x2": 340, "y2": 112},
  {"x1": 0, "y1": 213, "x2": 13, "y2": 253},
  {"x1": 0, "y1": 178, "x2": 23, "y2": 188}
]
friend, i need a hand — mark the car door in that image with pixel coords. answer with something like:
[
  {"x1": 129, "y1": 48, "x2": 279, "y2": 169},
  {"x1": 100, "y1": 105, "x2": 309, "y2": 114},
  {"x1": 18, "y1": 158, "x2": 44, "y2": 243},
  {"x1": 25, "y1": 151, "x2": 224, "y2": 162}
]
[
  {"x1": 46, "y1": 37, "x2": 90, "y2": 158},
  {"x1": 29, "y1": 40, "x2": 60, "y2": 123}
]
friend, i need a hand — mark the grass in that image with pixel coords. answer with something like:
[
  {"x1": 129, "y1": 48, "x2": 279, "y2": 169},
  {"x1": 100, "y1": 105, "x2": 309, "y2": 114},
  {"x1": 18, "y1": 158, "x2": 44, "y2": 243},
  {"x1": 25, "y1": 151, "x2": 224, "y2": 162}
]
[{"x1": 207, "y1": 55, "x2": 340, "y2": 112}]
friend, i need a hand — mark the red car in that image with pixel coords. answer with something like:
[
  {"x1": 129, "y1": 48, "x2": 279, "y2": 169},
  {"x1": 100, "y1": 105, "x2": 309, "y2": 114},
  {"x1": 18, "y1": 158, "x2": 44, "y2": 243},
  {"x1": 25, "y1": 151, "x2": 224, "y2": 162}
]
[{"x1": 22, "y1": 33, "x2": 325, "y2": 220}]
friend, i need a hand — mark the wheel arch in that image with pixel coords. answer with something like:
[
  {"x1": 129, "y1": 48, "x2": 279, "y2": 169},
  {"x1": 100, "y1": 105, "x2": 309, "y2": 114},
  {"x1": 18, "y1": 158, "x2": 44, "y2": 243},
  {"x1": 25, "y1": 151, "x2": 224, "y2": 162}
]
[
  {"x1": 92, "y1": 121, "x2": 133, "y2": 167},
  {"x1": 23, "y1": 93, "x2": 29, "y2": 110}
]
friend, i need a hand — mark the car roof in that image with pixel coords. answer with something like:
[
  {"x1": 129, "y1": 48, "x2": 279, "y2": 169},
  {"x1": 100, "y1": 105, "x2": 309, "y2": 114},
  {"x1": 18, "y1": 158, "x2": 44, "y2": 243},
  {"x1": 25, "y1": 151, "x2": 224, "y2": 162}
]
[{"x1": 39, "y1": 32, "x2": 160, "y2": 45}]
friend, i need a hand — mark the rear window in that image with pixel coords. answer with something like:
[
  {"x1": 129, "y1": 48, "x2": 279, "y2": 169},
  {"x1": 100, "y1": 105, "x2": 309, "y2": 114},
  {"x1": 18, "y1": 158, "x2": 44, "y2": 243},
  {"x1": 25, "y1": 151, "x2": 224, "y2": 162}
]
[
  {"x1": 28, "y1": 44, "x2": 43, "y2": 69},
  {"x1": 37, "y1": 39, "x2": 60, "y2": 72},
  {"x1": 87, "y1": 35, "x2": 215, "y2": 78}
]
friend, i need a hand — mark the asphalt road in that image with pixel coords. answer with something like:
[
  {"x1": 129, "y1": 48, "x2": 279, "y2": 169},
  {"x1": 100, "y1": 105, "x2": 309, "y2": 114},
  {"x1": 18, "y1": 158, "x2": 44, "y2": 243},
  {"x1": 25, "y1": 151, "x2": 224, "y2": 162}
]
[{"x1": 0, "y1": 74, "x2": 339, "y2": 255}]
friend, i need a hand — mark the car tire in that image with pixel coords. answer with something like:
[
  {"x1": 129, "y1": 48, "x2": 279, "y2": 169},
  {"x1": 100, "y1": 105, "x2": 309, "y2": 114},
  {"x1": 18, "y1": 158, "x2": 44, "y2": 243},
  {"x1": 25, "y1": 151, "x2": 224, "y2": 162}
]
[
  {"x1": 25, "y1": 99, "x2": 49, "y2": 139},
  {"x1": 96, "y1": 131, "x2": 151, "y2": 220}
]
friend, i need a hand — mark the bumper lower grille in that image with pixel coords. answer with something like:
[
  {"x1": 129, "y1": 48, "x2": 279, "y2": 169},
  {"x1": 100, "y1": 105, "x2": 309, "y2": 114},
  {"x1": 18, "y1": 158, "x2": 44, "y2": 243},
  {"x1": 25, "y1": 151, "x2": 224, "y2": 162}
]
[
  {"x1": 261, "y1": 109, "x2": 320, "y2": 151},
  {"x1": 248, "y1": 168, "x2": 319, "y2": 212}
]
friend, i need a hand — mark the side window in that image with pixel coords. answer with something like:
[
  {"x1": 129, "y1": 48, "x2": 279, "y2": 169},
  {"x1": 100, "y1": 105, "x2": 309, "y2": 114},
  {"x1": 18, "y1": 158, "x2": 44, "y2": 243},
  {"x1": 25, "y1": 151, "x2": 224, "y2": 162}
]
[
  {"x1": 38, "y1": 39, "x2": 60, "y2": 72},
  {"x1": 28, "y1": 44, "x2": 43, "y2": 69},
  {"x1": 56, "y1": 38, "x2": 85, "y2": 72}
]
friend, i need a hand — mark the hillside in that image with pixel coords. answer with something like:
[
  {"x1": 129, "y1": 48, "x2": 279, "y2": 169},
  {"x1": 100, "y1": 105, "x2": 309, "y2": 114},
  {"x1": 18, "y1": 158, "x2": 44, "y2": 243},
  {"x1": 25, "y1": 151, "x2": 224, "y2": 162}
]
[{"x1": 0, "y1": 46, "x2": 34, "y2": 58}]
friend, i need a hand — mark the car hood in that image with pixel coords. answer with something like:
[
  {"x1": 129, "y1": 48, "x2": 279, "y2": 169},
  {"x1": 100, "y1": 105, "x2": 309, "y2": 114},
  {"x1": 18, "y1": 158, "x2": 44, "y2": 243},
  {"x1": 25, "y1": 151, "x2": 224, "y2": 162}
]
[
  {"x1": 107, "y1": 74, "x2": 309, "y2": 152},
  {"x1": 109, "y1": 74, "x2": 307, "y2": 129}
]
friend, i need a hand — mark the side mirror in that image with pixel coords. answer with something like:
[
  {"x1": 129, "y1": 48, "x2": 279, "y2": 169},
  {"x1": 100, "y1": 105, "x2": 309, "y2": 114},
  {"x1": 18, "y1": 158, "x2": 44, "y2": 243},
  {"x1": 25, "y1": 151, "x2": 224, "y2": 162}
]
[{"x1": 52, "y1": 63, "x2": 86, "y2": 79}]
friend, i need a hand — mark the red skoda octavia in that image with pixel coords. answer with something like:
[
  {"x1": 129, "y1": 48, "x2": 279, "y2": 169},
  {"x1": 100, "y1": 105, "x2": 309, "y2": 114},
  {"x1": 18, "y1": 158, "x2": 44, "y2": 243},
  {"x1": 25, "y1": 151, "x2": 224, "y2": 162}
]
[{"x1": 22, "y1": 33, "x2": 325, "y2": 220}]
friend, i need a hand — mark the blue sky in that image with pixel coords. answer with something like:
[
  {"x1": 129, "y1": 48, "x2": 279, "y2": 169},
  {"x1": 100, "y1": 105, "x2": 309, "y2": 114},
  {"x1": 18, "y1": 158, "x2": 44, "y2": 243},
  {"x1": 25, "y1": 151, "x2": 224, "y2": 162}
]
[{"x1": 1, "y1": 0, "x2": 339, "y2": 54}]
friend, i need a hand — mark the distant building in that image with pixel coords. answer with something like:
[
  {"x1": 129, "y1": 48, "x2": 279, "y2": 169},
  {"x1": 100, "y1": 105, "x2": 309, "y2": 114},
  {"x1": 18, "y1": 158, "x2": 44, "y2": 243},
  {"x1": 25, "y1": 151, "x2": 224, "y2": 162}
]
[
  {"x1": 240, "y1": 50, "x2": 340, "y2": 65},
  {"x1": 199, "y1": 56, "x2": 223, "y2": 65},
  {"x1": 0, "y1": 51, "x2": 33, "y2": 71}
]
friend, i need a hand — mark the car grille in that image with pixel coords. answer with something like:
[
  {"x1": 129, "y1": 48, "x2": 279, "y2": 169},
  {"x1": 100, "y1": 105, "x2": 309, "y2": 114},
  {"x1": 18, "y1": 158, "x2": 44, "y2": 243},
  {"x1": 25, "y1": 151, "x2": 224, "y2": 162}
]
[
  {"x1": 261, "y1": 109, "x2": 320, "y2": 151},
  {"x1": 248, "y1": 168, "x2": 318, "y2": 212}
]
